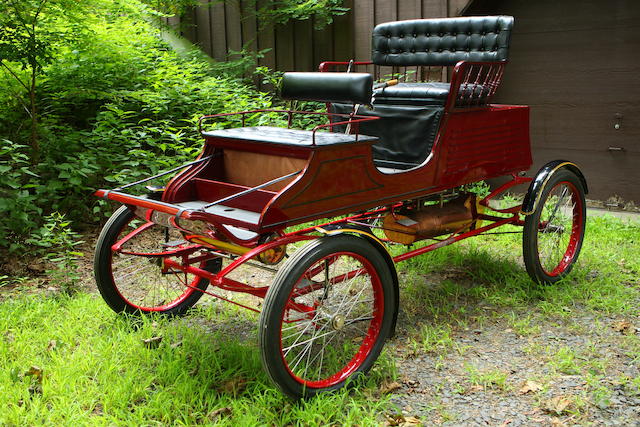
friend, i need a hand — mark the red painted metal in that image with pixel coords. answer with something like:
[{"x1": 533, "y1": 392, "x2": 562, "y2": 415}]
[
  {"x1": 475, "y1": 174, "x2": 534, "y2": 215},
  {"x1": 318, "y1": 61, "x2": 373, "y2": 72},
  {"x1": 94, "y1": 54, "x2": 536, "y2": 320},
  {"x1": 97, "y1": 103, "x2": 531, "y2": 235},
  {"x1": 446, "y1": 61, "x2": 507, "y2": 111},
  {"x1": 540, "y1": 180, "x2": 585, "y2": 277},
  {"x1": 163, "y1": 259, "x2": 268, "y2": 297},
  {"x1": 106, "y1": 218, "x2": 206, "y2": 312}
]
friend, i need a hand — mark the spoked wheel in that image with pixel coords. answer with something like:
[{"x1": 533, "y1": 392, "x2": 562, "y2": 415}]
[
  {"x1": 94, "y1": 206, "x2": 221, "y2": 315},
  {"x1": 523, "y1": 169, "x2": 586, "y2": 284},
  {"x1": 259, "y1": 234, "x2": 395, "y2": 398}
]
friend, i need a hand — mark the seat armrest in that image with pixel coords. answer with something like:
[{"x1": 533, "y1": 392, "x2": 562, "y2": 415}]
[{"x1": 445, "y1": 60, "x2": 507, "y2": 110}]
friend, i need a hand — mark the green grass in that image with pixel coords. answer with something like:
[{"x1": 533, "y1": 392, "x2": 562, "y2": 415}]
[
  {"x1": 464, "y1": 364, "x2": 510, "y2": 391},
  {"x1": 396, "y1": 214, "x2": 640, "y2": 325},
  {"x1": 0, "y1": 294, "x2": 393, "y2": 425},
  {"x1": 1, "y1": 214, "x2": 638, "y2": 424}
]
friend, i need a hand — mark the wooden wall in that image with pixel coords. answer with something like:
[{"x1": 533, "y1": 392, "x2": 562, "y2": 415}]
[
  {"x1": 466, "y1": 0, "x2": 640, "y2": 204},
  {"x1": 170, "y1": 0, "x2": 473, "y2": 72}
]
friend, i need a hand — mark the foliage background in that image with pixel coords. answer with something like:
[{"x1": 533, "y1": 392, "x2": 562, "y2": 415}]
[{"x1": 0, "y1": 0, "x2": 294, "y2": 252}]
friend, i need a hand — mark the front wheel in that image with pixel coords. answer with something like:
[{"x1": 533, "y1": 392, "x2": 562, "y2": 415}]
[
  {"x1": 523, "y1": 169, "x2": 586, "y2": 284},
  {"x1": 259, "y1": 235, "x2": 395, "y2": 398}
]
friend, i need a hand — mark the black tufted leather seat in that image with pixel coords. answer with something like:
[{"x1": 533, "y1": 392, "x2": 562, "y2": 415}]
[
  {"x1": 371, "y1": 16, "x2": 513, "y2": 106},
  {"x1": 372, "y1": 16, "x2": 513, "y2": 67}
]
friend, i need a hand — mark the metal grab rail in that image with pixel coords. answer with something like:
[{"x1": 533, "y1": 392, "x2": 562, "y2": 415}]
[
  {"x1": 113, "y1": 155, "x2": 214, "y2": 191},
  {"x1": 197, "y1": 109, "x2": 380, "y2": 146},
  {"x1": 202, "y1": 170, "x2": 302, "y2": 210}
]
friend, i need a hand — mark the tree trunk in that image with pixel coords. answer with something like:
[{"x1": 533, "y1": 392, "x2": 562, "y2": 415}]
[{"x1": 29, "y1": 67, "x2": 39, "y2": 165}]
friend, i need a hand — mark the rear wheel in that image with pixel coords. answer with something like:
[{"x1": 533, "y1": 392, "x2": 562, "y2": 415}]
[
  {"x1": 94, "y1": 206, "x2": 221, "y2": 315},
  {"x1": 259, "y1": 234, "x2": 395, "y2": 398},
  {"x1": 523, "y1": 170, "x2": 586, "y2": 284}
]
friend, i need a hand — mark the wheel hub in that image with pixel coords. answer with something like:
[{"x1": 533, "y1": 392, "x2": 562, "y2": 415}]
[{"x1": 331, "y1": 314, "x2": 346, "y2": 330}]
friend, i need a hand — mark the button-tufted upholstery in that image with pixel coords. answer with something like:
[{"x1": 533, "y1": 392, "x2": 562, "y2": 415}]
[
  {"x1": 372, "y1": 16, "x2": 513, "y2": 67},
  {"x1": 374, "y1": 82, "x2": 487, "y2": 106}
]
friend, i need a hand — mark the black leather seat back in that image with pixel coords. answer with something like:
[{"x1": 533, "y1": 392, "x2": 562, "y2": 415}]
[
  {"x1": 281, "y1": 72, "x2": 373, "y2": 105},
  {"x1": 372, "y1": 16, "x2": 513, "y2": 66}
]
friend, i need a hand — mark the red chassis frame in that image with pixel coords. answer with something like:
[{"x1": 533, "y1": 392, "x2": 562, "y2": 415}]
[
  {"x1": 107, "y1": 173, "x2": 531, "y2": 315},
  {"x1": 95, "y1": 59, "x2": 534, "y2": 315}
]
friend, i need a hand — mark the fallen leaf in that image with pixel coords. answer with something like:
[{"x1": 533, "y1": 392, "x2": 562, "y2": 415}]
[
  {"x1": 380, "y1": 381, "x2": 402, "y2": 394},
  {"x1": 25, "y1": 366, "x2": 44, "y2": 397},
  {"x1": 543, "y1": 396, "x2": 572, "y2": 415},
  {"x1": 208, "y1": 407, "x2": 232, "y2": 421},
  {"x1": 25, "y1": 366, "x2": 43, "y2": 382},
  {"x1": 47, "y1": 340, "x2": 57, "y2": 351},
  {"x1": 92, "y1": 403, "x2": 104, "y2": 416},
  {"x1": 401, "y1": 415, "x2": 422, "y2": 425},
  {"x1": 467, "y1": 384, "x2": 484, "y2": 393},
  {"x1": 384, "y1": 413, "x2": 404, "y2": 426},
  {"x1": 28, "y1": 383, "x2": 43, "y2": 396},
  {"x1": 142, "y1": 336, "x2": 163, "y2": 349},
  {"x1": 518, "y1": 380, "x2": 543, "y2": 395},
  {"x1": 217, "y1": 377, "x2": 247, "y2": 395},
  {"x1": 586, "y1": 270, "x2": 600, "y2": 280},
  {"x1": 170, "y1": 341, "x2": 183, "y2": 348},
  {"x1": 550, "y1": 417, "x2": 567, "y2": 427},
  {"x1": 28, "y1": 263, "x2": 46, "y2": 273},
  {"x1": 612, "y1": 320, "x2": 635, "y2": 335}
]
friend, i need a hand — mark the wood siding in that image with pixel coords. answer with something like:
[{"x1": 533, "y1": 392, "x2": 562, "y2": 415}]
[
  {"x1": 466, "y1": 0, "x2": 640, "y2": 203},
  {"x1": 168, "y1": 0, "x2": 471, "y2": 72}
]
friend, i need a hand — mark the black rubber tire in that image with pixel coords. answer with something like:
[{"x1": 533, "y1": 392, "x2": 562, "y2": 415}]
[
  {"x1": 94, "y1": 206, "x2": 220, "y2": 316},
  {"x1": 523, "y1": 169, "x2": 586, "y2": 284},
  {"x1": 258, "y1": 234, "x2": 396, "y2": 399}
]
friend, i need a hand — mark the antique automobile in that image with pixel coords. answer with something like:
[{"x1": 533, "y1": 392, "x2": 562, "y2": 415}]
[{"x1": 93, "y1": 16, "x2": 587, "y2": 398}]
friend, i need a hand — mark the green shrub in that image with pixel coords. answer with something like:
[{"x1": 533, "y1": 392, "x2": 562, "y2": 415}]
[{"x1": 0, "y1": 7, "x2": 276, "y2": 252}]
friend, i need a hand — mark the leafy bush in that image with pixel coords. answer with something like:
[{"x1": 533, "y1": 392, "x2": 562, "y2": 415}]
[
  {"x1": 253, "y1": 0, "x2": 349, "y2": 29},
  {"x1": 0, "y1": 5, "x2": 276, "y2": 252},
  {"x1": 27, "y1": 212, "x2": 84, "y2": 294}
]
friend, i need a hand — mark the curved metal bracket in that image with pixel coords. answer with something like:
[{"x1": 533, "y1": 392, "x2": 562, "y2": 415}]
[{"x1": 521, "y1": 160, "x2": 588, "y2": 215}]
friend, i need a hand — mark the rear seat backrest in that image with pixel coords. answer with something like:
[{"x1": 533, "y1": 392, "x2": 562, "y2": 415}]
[{"x1": 371, "y1": 16, "x2": 513, "y2": 67}]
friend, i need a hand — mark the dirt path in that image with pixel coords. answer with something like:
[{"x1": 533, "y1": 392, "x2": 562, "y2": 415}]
[{"x1": 387, "y1": 307, "x2": 640, "y2": 426}]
